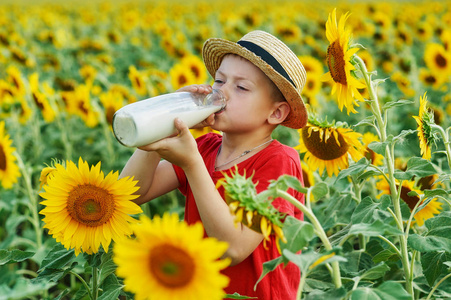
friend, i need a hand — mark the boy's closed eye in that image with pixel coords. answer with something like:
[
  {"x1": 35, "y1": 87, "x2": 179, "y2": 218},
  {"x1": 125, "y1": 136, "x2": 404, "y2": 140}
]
[{"x1": 237, "y1": 85, "x2": 248, "y2": 91}]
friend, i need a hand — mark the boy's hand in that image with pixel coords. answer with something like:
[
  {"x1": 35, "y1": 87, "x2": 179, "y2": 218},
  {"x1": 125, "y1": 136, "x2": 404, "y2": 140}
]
[
  {"x1": 176, "y1": 84, "x2": 212, "y2": 95},
  {"x1": 138, "y1": 118, "x2": 202, "y2": 170},
  {"x1": 177, "y1": 84, "x2": 216, "y2": 129}
]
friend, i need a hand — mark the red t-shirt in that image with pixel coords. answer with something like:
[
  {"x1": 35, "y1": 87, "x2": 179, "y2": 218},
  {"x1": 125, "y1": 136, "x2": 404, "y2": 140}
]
[{"x1": 173, "y1": 133, "x2": 304, "y2": 300}]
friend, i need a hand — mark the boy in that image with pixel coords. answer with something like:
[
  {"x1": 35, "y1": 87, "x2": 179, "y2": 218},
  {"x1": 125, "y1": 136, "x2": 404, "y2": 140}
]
[{"x1": 120, "y1": 30, "x2": 307, "y2": 299}]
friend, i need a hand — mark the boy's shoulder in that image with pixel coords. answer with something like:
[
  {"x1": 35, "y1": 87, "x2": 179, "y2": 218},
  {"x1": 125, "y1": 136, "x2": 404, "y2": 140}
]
[{"x1": 255, "y1": 140, "x2": 301, "y2": 170}]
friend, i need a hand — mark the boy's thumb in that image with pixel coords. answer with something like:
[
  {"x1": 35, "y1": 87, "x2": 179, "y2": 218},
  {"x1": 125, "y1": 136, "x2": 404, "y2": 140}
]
[{"x1": 174, "y1": 118, "x2": 189, "y2": 134}]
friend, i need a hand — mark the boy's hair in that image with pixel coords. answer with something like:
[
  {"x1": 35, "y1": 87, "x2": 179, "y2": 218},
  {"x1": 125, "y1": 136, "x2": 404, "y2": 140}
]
[{"x1": 202, "y1": 30, "x2": 308, "y2": 129}]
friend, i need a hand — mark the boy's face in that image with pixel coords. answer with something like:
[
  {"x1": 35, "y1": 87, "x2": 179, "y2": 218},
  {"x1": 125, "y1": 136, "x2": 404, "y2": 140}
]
[{"x1": 211, "y1": 54, "x2": 282, "y2": 133}]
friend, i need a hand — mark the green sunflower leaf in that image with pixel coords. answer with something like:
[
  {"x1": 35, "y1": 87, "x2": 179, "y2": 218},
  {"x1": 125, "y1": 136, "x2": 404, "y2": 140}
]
[
  {"x1": 279, "y1": 216, "x2": 315, "y2": 255},
  {"x1": 394, "y1": 157, "x2": 437, "y2": 180},
  {"x1": 421, "y1": 251, "x2": 451, "y2": 286},
  {"x1": 392, "y1": 129, "x2": 416, "y2": 144},
  {"x1": 348, "y1": 220, "x2": 402, "y2": 237},
  {"x1": 282, "y1": 249, "x2": 346, "y2": 275},
  {"x1": 224, "y1": 292, "x2": 258, "y2": 299},
  {"x1": 254, "y1": 256, "x2": 283, "y2": 289},
  {"x1": 336, "y1": 158, "x2": 370, "y2": 182},
  {"x1": 408, "y1": 212, "x2": 451, "y2": 253},
  {"x1": 304, "y1": 287, "x2": 347, "y2": 300},
  {"x1": 350, "y1": 281, "x2": 411, "y2": 300},
  {"x1": 98, "y1": 274, "x2": 123, "y2": 300},
  {"x1": 0, "y1": 249, "x2": 35, "y2": 265},
  {"x1": 99, "y1": 251, "x2": 117, "y2": 286},
  {"x1": 357, "y1": 262, "x2": 390, "y2": 281},
  {"x1": 270, "y1": 174, "x2": 307, "y2": 193},
  {"x1": 311, "y1": 182, "x2": 329, "y2": 200},
  {"x1": 37, "y1": 243, "x2": 75, "y2": 272},
  {"x1": 423, "y1": 188, "x2": 449, "y2": 200},
  {"x1": 368, "y1": 139, "x2": 391, "y2": 155},
  {"x1": 351, "y1": 195, "x2": 391, "y2": 224},
  {"x1": 353, "y1": 115, "x2": 376, "y2": 128},
  {"x1": 383, "y1": 99, "x2": 414, "y2": 110}
]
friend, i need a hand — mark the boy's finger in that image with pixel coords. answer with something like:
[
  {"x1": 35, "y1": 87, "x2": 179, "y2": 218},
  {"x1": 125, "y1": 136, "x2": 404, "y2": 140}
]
[{"x1": 174, "y1": 118, "x2": 189, "y2": 134}]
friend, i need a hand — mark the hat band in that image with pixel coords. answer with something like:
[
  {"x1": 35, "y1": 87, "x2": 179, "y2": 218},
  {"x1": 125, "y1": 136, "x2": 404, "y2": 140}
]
[{"x1": 237, "y1": 40, "x2": 296, "y2": 88}]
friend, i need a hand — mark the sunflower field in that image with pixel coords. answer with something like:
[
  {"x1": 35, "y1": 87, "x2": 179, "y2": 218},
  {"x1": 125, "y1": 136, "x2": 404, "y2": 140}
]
[{"x1": 1, "y1": 0, "x2": 451, "y2": 299}]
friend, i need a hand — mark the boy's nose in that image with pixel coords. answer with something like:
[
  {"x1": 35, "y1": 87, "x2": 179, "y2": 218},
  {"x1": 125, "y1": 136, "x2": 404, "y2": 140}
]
[{"x1": 218, "y1": 85, "x2": 230, "y2": 102}]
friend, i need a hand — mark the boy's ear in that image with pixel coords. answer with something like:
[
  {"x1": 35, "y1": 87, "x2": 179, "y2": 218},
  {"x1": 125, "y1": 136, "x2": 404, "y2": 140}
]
[{"x1": 268, "y1": 102, "x2": 290, "y2": 125}]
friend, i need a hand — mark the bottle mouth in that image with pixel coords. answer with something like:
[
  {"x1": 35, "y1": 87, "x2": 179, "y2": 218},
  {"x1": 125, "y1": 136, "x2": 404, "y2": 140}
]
[{"x1": 206, "y1": 89, "x2": 227, "y2": 109}]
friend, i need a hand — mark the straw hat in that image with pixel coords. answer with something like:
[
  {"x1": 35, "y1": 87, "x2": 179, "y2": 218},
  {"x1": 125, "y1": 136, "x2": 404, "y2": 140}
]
[{"x1": 202, "y1": 30, "x2": 307, "y2": 129}]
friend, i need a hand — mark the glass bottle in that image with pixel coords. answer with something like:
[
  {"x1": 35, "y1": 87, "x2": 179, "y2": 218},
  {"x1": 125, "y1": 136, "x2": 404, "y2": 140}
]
[{"x1": 112, "y1": 89, "x2": 226, "y2": 147}]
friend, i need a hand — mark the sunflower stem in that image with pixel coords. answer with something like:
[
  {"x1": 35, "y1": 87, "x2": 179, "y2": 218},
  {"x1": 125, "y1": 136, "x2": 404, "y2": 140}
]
[
  {"x1": 354, "y1": 55, "x2": 386, "y2": 141},
  {"x1": 275, "y1": 189, "x2": 342, "y2": 288},
  {"x1": 436, "y1": 195, "x2": 451, "y2": 208},
  {"x1": 431, "y1": 124, "x2": 451, "y2": 170},
  {"x1": 92, "y1": 266, "x2": 99, "y2": 300},
  {"x1": 377, "y1": 235, "x2": 401, "y2": 258},
  {"x1": 15, "y1": 152, "x2": 42, "y2": 248},
  {"x1": 296, "y1": 269, "x2": 308, "y2": 300},
  {"x1": 426, "y1": 272, "x2": 451, "y2": 300},
  {"x1": 355, "y1": 54, "x2": 414, "y2": 297},
  {"x1": 69, "y1": 270, "x2": 94, "y2": 300},
  {"x1": 99, "y1": 113, "x2": 116, "y2": 170},
  {"x1": 55, "y1": 112, "x2": 73, "y2": 160}
]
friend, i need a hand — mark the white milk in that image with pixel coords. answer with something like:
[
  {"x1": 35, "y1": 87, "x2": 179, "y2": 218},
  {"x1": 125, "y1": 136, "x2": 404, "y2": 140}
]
[{"x1": 112, "y1": 91, "x2": 225, "y2": 147}]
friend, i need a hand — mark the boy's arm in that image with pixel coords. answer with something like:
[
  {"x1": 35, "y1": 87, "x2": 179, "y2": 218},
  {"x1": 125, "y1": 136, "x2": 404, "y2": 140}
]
[
  {"x1": 120, "y1": 150, "x2": 179, "y2": 205},
  {"x1": 144, "y1": 119, "x2": 263, "y2": 266}
]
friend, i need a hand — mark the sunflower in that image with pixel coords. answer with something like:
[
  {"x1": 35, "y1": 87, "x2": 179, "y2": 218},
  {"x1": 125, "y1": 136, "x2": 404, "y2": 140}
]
[
  {"x1": 69, "y1": 84, "x2": 100, "y2": 128},
  {"x1": 412, "y1": 92, "x2": 437, "y2": 160},
  {"x1": 274, "y1": 21, "x2": 302, "y2": 43},
  {"x1": 39, "y1": 158, "x2": 142, "y2": 256},
  {"x1": 321, "y1": 8, "x2": 365, "y2": 114},
  {"x1": 0, "y1": 121, "x2": 21, "y2": 189},
  {"x1": 128, "y1": 65, "x2": 148, "y2": 96},
  {"x1": 216, "y1": 168, "x2": 287, "y2": 247},
  {"x1": 424, "y1": 43, "x2": 451, "y2": 77},
  {"x1": 0, "y1": 80, "x2": 16, "y2": 109},
  {"x1": 296, "y1": 120, "x2": 364, "y2": 177},
  {"x1": 17, "y1": 97, "x2": 32, "y2": 124},
  {"x1": 376, "y1": 178, "x2": 442, "y2": 227},
  {"x1": 415, "y1": 21, "x2": 434, "y2": 42},
  {"x1": 170, "y1": 62, "x2": 196, "y2": 91},
  {"x1": 391, "y1": 71, "x2": 415, "y2": 98},
  {"x1": 113, "y1": 213, "x2": 230, "y2": 300},
  {"x1": 362, "y1": 132, "x2": 384, "y2": 166},
  {"x1": 99, "y1": 90, "x2": 126, "y2": 125},
  {"x1": 298, "y1": 55, "x2": 324, "y2": 77},
  {"x1": 181, "y1": 54, "x2": 208, "y2": 84},
  {"x1": 302, "y1": 72, "x2": 322, "y2": 99},
  {"x1": 6, "y1": 65, "x2": 26, "y2": 97},
  {"x1": 79, "y1": 65, "x2": 98, "y2": 84},
  {"x1": 419, "y1": 68, "x2": 445, "y2": 90},
  {"x1": 29, "y1": 73, "x2": 57, "y2": 123}
]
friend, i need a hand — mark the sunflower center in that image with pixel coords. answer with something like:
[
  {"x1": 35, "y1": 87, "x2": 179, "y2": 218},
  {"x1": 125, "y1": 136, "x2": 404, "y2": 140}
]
[
  {"x1": 150, "y1": 244, "x2": 195, "y2": 288},
  {"x1": 190, "y1": 66, "x2": 200, "y2": 78},
  {"x1": 435, "y1": 53, "x2": 447, "y2": 68},
  {"x1": 400, "y1": 185, "x2": 421, "y2": 211},
  {"x1": 67, "y1": 184, "x2": 115, "y2": 227},
  {"x1": 326, "y1": 41, "x2": 347, "y2": 85},
  {"x1": 178, "y1": 75, "x2": 188, "y2": 86},
  {"x1": 0, "y1": 145, "x2": 6, "y2": 171},
  {"x1": 365, "y1": 148, "x2": 376, "y2": 164},
  {"x1": 302, "y1": 127, "x2": 349, "y2": 160}
]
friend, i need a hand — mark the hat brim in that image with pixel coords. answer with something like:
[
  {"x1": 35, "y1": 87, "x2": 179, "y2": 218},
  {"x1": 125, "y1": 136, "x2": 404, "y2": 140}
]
[{"x1": 202, "y1": 38, "x2": 307, "y2": 129}]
